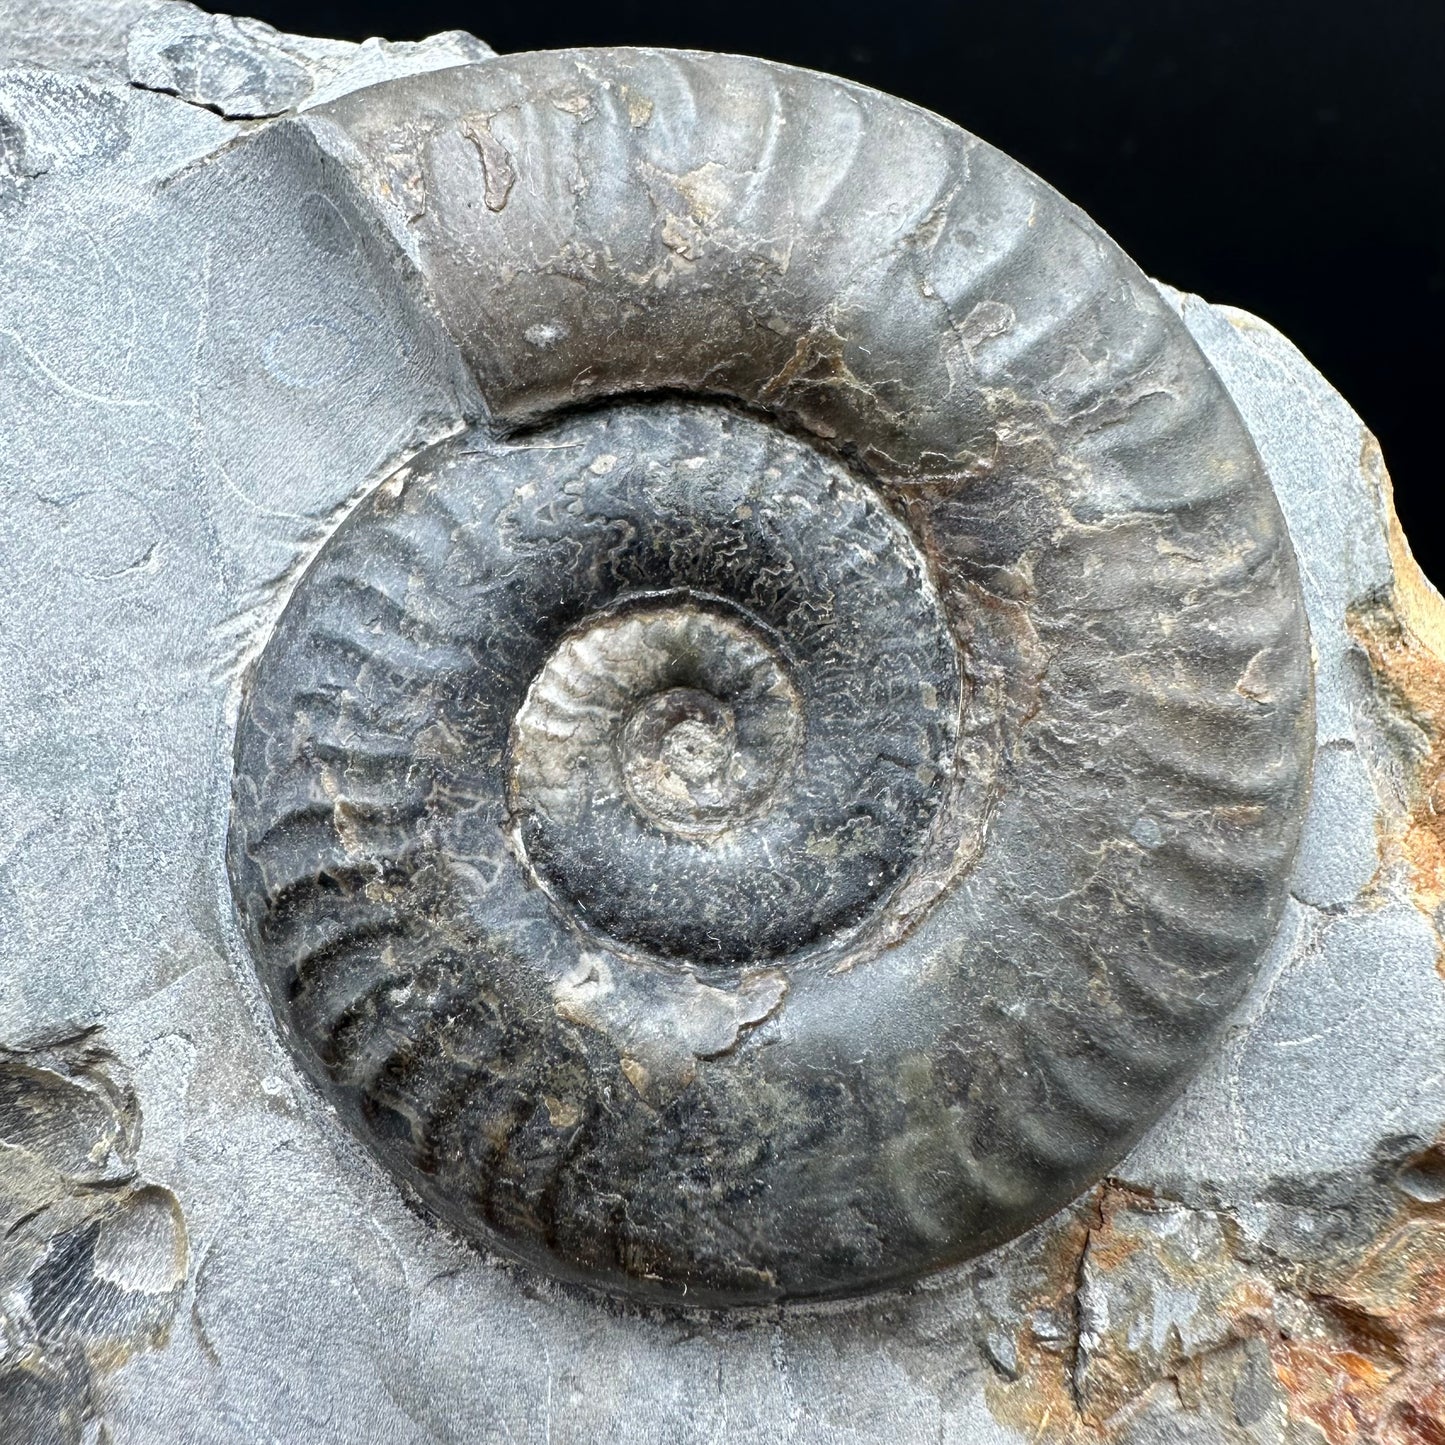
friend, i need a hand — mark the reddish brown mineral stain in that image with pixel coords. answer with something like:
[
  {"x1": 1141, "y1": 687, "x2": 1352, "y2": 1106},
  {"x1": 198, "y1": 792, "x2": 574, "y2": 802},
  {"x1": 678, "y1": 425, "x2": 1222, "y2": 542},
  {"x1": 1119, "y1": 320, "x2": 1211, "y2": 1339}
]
[
  {"x1": 983, "y1": 1158, "x2": 1445, "y2": 1444},
  {"x1": 1348, "y1": 436, "x2": 1445, "y2": 937}
]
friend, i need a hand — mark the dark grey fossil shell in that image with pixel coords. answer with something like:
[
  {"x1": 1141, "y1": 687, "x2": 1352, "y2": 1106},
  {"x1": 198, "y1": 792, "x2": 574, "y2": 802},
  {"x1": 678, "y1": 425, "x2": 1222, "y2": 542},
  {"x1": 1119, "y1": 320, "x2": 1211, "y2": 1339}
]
[{"x1": 227, "y1": 48, "x2": 1315, "y2": 1305}]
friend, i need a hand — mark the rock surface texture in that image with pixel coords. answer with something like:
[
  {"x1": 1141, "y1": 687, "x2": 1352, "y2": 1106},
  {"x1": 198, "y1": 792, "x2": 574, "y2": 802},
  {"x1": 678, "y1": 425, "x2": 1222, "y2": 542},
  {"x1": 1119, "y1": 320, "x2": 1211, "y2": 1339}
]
[{"x1": 1, "y1": 2, "x2": 1442, "y2": 1441}]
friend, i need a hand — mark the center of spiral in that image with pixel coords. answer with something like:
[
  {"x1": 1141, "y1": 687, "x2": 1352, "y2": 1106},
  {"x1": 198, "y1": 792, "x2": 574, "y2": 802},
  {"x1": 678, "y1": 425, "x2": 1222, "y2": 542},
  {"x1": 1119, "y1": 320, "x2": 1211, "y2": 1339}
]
[
  {"x1": 621, "y1": 687, "x2": 747, "y2": 837},
  {"x1": 661, "y1": 712, "x2": 729, "y2": 782},
  {"x1": 511, "y1": 601, "x2": 803, "y2": 851}
]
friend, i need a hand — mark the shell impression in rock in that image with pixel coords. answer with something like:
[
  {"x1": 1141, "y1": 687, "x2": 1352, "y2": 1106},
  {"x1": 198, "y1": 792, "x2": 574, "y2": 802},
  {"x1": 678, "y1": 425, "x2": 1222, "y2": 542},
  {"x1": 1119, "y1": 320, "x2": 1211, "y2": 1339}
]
[{"x1": 226, "y1": 48, "x2": 1315, "y2": 1305}]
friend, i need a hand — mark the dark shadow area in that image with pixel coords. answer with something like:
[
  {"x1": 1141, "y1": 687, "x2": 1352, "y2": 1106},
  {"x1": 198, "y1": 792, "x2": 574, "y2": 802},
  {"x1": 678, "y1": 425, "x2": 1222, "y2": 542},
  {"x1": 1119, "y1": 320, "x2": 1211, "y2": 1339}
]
[{"x1": 249, "y1": 0, "x2": 1444, "y2": 582}]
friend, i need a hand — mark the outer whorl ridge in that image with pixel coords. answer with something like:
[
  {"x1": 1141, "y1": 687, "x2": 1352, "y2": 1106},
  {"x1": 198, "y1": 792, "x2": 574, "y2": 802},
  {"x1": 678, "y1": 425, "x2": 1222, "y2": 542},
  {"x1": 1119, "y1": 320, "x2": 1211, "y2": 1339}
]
[{"x1": 228, "y1": 49, "x2": 1315, "y2": 1304}]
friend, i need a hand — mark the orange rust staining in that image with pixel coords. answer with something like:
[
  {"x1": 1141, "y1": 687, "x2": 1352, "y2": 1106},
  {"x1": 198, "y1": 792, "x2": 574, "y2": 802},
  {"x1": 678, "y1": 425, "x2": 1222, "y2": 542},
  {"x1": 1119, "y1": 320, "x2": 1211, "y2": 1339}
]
[
  {"x1": 978, "y1": 450, "x2": 1445, "y2": 1445},
  {"x1": 1348, "y1": 435, "x2": 1445, "y2": 930},
  {"x1": 983, "y1": 1185, "x2": 1207, "y2": 1440},
  {"x1": 1078, "y1": 1186, "x2": 1150, "y2": 1274},
  {"x1": 982, "y1": 1166, "x2": 1445, "y2": 1444},
  {"x1": 1271, "y1": 1341, "x2": 1398, "y2": 1443},
  {"x1": 1265, "y1": 1209, "x2": 1445, "y2": 1445},
  {"x1": 980, "y1": 1201, "x2": 1096, "y2": 1442}
]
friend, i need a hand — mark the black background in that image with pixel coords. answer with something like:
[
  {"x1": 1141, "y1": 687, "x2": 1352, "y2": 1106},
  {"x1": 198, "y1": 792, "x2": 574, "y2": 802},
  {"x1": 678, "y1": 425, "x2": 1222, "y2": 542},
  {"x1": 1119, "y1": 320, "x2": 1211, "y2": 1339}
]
[{"x1": 251, "y1": 0, "x2": 1443, "y2": 582}]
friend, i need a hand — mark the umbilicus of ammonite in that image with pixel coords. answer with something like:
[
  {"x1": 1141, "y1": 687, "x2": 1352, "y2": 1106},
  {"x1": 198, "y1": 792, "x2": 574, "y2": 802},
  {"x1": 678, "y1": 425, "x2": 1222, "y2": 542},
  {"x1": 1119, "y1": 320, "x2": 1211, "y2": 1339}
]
[{"x1": 228, "y1": 47, "x2": 1314, "y2": 1306}]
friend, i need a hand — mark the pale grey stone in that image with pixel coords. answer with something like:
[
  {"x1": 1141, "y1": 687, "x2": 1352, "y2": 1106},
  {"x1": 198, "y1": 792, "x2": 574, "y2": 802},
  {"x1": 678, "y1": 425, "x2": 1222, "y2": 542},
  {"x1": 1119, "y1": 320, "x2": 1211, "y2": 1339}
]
[{"x1": 126, "y1": 2, "x2": 495, "y2": 118}]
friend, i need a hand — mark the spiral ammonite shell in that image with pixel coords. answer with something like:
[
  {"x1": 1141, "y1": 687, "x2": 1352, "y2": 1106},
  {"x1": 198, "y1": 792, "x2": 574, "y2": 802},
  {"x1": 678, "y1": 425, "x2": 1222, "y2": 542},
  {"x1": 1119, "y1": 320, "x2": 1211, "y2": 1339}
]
[{"x1": 228, "y1": 48, "x2": 1315, "y2": 1304}]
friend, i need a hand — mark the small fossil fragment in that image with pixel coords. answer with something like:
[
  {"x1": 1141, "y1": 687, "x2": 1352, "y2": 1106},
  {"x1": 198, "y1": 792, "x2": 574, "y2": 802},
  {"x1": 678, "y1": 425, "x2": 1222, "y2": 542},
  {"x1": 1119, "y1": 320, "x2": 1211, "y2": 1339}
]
[{"x1": 0, "y1": 1032, "x2": 187, "y2": 1445}]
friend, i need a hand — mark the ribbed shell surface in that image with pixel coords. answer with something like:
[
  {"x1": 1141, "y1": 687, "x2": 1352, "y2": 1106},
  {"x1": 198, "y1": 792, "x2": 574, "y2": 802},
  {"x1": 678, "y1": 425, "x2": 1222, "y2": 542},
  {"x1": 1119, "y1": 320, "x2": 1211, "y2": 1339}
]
[{"x1": 227, "y1": 49, "x2": 1315, "y2": 1304}]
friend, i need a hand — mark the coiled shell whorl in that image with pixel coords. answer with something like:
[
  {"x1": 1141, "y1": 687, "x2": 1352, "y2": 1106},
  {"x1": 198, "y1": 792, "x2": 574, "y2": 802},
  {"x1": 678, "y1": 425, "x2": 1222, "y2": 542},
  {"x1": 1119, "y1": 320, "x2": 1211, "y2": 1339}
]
[{"x1": 227, "y1": 49, "x2": 1315, "y2": 1305}]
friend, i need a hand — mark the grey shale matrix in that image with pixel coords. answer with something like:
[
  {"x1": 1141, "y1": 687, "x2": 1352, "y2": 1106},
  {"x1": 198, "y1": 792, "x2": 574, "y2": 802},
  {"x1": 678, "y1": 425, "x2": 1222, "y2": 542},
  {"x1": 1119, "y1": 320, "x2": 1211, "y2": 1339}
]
[{"x1": 2, "y1": 5, "x2": 1443, "y2": 1443}]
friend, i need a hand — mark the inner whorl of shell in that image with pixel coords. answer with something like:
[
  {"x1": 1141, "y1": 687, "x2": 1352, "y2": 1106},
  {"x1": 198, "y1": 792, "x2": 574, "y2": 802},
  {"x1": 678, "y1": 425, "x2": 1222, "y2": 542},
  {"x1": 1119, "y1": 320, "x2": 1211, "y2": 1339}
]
[
  {"x1": 228, "y1": 47, "x2": 1316, "y2": 1307},
  {"x1": 515, "y1": 607, "x2": 802, "y2": 841},
  {"x1": 511, "y1": 604, "x2": 808, "y2": 923},
  {"x1": 502, "y1": 461, "x2": 959, "y2": 966}
]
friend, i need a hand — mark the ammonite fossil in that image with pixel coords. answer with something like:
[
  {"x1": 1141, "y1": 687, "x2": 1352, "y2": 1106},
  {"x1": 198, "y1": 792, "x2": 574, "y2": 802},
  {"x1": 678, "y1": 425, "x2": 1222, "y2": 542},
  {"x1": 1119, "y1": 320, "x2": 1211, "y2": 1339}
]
[{"x1": 228, "y1": 48, "x2": 1314, "y2": 1305}]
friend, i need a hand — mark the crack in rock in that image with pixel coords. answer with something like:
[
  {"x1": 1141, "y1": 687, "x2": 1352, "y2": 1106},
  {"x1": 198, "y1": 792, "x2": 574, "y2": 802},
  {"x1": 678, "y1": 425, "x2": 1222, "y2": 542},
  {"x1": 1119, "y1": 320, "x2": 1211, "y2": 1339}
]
[
  {"x1": 980, "y1": 1146, "x2": 1445, "y2": 1444},
  {"x1": 125, "y1": 1, "x2": 495, "y2": 121}
]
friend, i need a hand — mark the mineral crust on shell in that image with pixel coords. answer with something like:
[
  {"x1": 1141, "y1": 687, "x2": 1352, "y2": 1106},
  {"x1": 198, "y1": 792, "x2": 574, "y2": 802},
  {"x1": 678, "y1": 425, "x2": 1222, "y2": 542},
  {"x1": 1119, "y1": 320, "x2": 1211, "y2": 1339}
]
[{"x1": 1, "y1": 2, "x2": 1442, "y2": 1441}]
